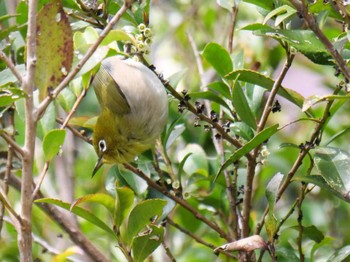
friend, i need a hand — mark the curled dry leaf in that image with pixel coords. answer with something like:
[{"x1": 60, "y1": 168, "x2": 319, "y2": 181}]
[{"x1": 214, "y1": 235, "x2": 267, "y2": 253}]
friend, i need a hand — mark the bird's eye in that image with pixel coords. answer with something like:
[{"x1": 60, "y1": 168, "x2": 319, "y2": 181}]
[{"x1": 98, "y1": 139, "x2": 107, "y2": 153}]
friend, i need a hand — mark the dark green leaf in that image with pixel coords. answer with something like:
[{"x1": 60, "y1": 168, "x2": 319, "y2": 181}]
[
  {"x1": 232, "y1": 81, "x2": 257, "y2": 129},
  {"x1": 42, "y1": 129, "x2": 66, "y2": 161},
  {"x1": 127, "y1": 199, "x2": 166, "y2": 243},
  {"x1": 290, "y1": 225, "x2": 324, "y2": 243},
  {"x1": 315, "y1": 147, "x2": 350, "y2": 192},
  {"x1": 132, "y1": 225, "x2": 164, "y2": 262},
  {"x1": 202, "y1": 42, "x2": 232, "y2": 78},
  {"x1": 225, "y1": 69, "x2": 310, "y2": 115},
  {"x1": 254, "y1": 28, "x2": 332, "y2": 65},
  {"x1": 208, "y1": 82, "x2": 231, "y2": 100},
  {"x1": 309, "y1": 0, "x2": 343, "y2": 20}
]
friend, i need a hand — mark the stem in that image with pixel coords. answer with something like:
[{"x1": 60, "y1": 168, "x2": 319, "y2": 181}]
[
  {"x1": 0, "y1": 50, "x2": 23, "y2": 83},
  {"x1": 228, "y1": 5, "x2": 239, "y2": 54},
  {"x1": 19, "y1": 0, "x2": 38, "y2": 260},
  {"x1": 241, "y1": 56, "x2": 294, "y2": 239}
]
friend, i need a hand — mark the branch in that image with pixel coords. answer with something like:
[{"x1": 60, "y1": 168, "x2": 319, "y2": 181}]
[
  {"x1": 228, "y1": 5, "x2": 239, "y2": 53},
  {"x1": 0, "y1": 50, "x2": 23, "y2": 83},
  {"x1": 167, "y1": 218, "x2": 237, "y2": 259},
  {"x1": 0, "y1": 133, "x2": 24, "y2": 157},
  {"x1": 241, "y1": 55, "x2": 294, "y2": 239},
  {"x1": 35, "y1": 1, "x2": 132, "y2": 120},
  {"x1": 289, "y1": 0, "x2": 350, "y2": 80},
  {"x1": 19, "y1": 0, "x2": 39, "y2": 260}
]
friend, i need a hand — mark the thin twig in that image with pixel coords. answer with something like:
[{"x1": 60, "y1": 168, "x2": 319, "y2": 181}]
[
  {"x1": 61, "y1": 88, "x2": 87, "y2": 129},
  {"x1": 0, "y1": 49, "x2": 23, "y2": 83},
  {"x1": 0, "y1": 133, "x2": 24, "y2": 157},
  {"x1": 161, "y1": 240, "x2": 176, "y2": 262},
  {"x1": 167, "y1": 218, "x2": 237, "y2": 259},
  {"x1": 124, "y1": 163, "x2": 230, "y2": 241},
  {"x1": 31, "y1": 161, "x2": 49, "y2": 200},
  {"x1": 228, "y1": 5, "x2": 239, "y2": 53},
  {"x1": 0, "y1": 187, "x2": 22, "y2": 226},
  {"x1": 56, "y1": 118, "x2": 92, "y2": 144},
  {"x1": 35, "y1": 1, "x2": 132, "y2": 121}
]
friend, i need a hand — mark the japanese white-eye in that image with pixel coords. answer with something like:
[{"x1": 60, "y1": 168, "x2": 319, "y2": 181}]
[{"x1": 91, "y1": 56, "x2": 168, "y2": 176}]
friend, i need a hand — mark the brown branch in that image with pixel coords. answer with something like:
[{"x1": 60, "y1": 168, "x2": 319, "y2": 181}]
[
  {"x1": 0, "y1": 50, "x2": 23, "y2": 83},
  {"x1": 123, "y1": 163, "x2": 230, "y2": 241},
  {"x1": 61, "y1": 88, "x2": 87, "y2": 129},
  {"x1": 56, "y1": 118, "x2": 92, "y2": 144},
  {"x1": 289, "y1": 0, "x2": 350, "y2": 80},
  {"x1": 19, "y1": 0, "x2": 39, "y2": 259},
  {"x1": 228, "y1": 5, "x2": 239, "y2": 54},
  {"x1": 0, "y1": 133, "x2": 24, "y2": 157},
  {"x1": 241, "y1": 55, "x2": 294, "y2": 239},
  {"x1": 35, "y1": 2, "x2": 132, "y2": 121},
  {"x1": 167, "y1": 218, "x2": 237, "y2": 259}
]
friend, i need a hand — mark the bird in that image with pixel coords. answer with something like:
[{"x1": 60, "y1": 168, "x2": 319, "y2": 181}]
[{"x1": 91, "y1": 56, "x2": 168, "y2": 176}]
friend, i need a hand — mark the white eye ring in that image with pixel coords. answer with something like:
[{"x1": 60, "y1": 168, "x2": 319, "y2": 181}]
[{"x1": 98, "y1": 139, "x2": 107, "y2": 153}]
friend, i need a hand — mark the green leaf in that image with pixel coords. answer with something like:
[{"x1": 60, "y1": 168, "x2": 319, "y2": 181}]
[
  {"x1": 242, "y1": 0, "x2": 274, "y2": 11},
  {"x1": 263, "y1": 5, "x2": 297, "y2": 27},
  {"x1": 38, "y1": 101, "x2": 56, "y2": 139},
  {"x1": 265, "y1": 213, "x2": 277, "y2": 242},
  {"x1": 302, "y1": 94, "x2": 350, "y2": 112},
  {"x1": 0, "y1": 64, "x2": 25, "y2": 87},
  {"x1": 165, "y1": 123, "x2": 186, "y2": 150},
  {"x1": 132, "y1": 225, "x2": 164, "y2": 262},
  {"x1": 315, "y1": 147, "x2": 350, "y2": 192},
  {"x1": 101, "y1": 29, "x2": 136, "y2": 46},
  {"x1": 231, "y1": 122, "x2": 254, "y2": 141},
  {"x1": 254, "y1": 28, "x2": 332, "y2": 65},
  {"x1": 327, "y1": 246, "x2": 350, "y2": 262},
  {"x1": 126, "y1": 199, "x2": 166, "y2": 244},
  {"x1": 35, "y1": 198, "x2": 115, "y2": 236},
  {"x1": 42, "y1": 129, "x2": 66, "y2": 161},
  {"x1": 225, "y1": 69, "x2": 310, "y2": 115},
  {"x1": 0, "y1": 87, "x2": 26, "y2": 107},
  {"x1": 35, "y1": 0, "x2": 73, "y2": 101},
  {"x1": 178, "y1": 143, "x2": 209, "y2": 177},
  {"x1": 71, "y1": 193, "x2": 115, "y2": 214},
  {"x1": 293, "y1": 174, "x2": 350, "y2": 202},
  {"x1": 202, "y1": 42, "x2": 232, "y2": 77},
  {"x1": 57, "y1": 88, "x2": 76, "y2": 112},
  {"x1": 232, "y1": 80, "x2": 257, "y2": 129},
  {"x1": 290, "y1": 225, "x2": 324, "y2": 243},
  {"x1": 208, "y1": 81, "x2": 231, "y2": 100},
  {"x1": 266, "y1": 173, "x2": 284, "y2": 211},
  {"x1": 216, "y1": 124, "x2": 279, "y2": 178},
  {"x1": 309, "y1": 0, "x2": 343, "y2": 20},
  {"x1": 114, "y1": 187, "x2": 134, "y2": 227}
]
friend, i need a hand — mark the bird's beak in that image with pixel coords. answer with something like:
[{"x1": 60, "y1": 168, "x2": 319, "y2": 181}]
[{"x1": 92, "y1": 155, "x2": 103, "y2": 178}]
